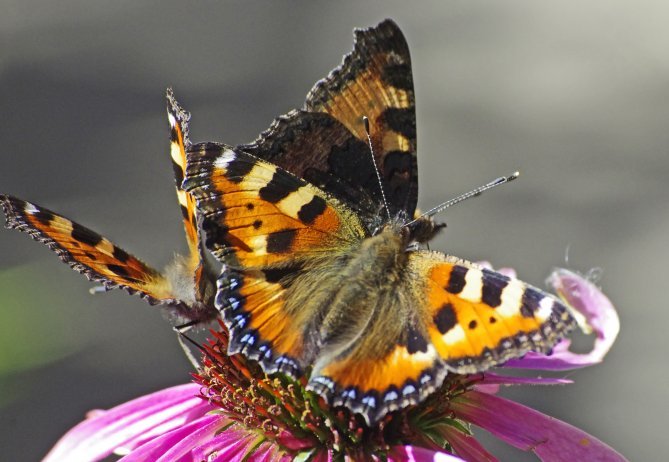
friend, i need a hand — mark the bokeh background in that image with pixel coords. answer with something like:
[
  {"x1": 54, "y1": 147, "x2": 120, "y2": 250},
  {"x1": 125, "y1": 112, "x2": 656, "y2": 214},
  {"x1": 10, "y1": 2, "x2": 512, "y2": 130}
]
[{"x1": 1, "y1": 1, "x2": 667, "y2": 459}]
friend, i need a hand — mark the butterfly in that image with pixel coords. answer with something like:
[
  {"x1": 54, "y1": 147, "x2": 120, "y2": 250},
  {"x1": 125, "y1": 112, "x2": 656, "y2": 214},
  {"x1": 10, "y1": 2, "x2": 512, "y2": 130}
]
[
  {"x1": 180, "y1": 19, "x2": 576, "y2": 424},
  {"x1": 1, "y1": 89, "x2": 217, "y2": 325}
]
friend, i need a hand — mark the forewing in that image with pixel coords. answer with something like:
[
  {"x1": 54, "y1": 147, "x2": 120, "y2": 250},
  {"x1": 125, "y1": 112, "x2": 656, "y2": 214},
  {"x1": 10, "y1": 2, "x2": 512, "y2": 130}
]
[
  {"x1": 240, "y1": 19, "x2": 417, "y2": 218},
  {"x1": 1, "y1": 195, "x2": 178, "y2": 305},
  {"x1": 411, "y1": 252, "x2": 576, "y2": 373},
  {"x1": 183, "y1": 143, "x2": 366, "y2": 268},
  {"x1": 166, "y1": 88, "x2": 211, "y2": 304}
]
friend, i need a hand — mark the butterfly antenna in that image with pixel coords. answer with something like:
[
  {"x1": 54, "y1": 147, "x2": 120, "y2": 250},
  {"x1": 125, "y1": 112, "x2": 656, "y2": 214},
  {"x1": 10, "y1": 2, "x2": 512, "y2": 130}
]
[
  {"x1": 363, "y1": 116, "x2": 392, "y2": 221},
  {"x1": 405, "y1": 171, "x2": 520, "y2": 227}
]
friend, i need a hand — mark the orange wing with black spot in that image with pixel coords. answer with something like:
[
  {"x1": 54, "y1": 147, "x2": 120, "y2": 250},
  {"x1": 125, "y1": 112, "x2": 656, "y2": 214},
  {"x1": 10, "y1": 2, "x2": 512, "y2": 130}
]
[
  {"x1": 183, "y1": 143, "x2": 365, "y2": 267},
  {"x1": 307, "y1": 252, "x2": 575, "y2": 424},
  {"x1": 413, "y1": 253, "x2": 575, "y2": 373},
  {"x1": 183, "y1": 143, "x2": 368, "y2": 376},
  {"x1": 0, "y1": 195, "x2": 178, "y2": 305}
]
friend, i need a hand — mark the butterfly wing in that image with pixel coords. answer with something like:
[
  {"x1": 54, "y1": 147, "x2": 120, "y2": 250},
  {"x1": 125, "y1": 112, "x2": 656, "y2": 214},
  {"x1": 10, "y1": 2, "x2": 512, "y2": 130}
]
[
  {"x1": 0, "y1": 195, "x2": 179, "y2": 305},
  {"x1": 184, "y1": 143, "x2": 365, "y2": 267},
  {"x1": 166, "y1": 88, "x2": 213, "y2": 305},
  {"x1": 308, "y1": 251, "x2": 575, "y2": 424},
  {"x1": 239, "y1": 19, "x2": 417, "y2": 219},
  {"x1": 0, "y1": 94, "x2": 216, "y2": 319},
  {"x1": 184, "y1": 143, "x2": 367, "y2": 375},
  {"x1": 413, "y1": 253, "x2": 575, "y2": 371}
]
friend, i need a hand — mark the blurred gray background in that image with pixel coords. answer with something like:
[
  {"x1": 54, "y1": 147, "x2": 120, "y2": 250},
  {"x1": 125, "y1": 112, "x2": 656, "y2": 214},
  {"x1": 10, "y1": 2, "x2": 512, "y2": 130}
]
[{"x1": 1, "y1": 1, "x2": 666, "y2": 460}]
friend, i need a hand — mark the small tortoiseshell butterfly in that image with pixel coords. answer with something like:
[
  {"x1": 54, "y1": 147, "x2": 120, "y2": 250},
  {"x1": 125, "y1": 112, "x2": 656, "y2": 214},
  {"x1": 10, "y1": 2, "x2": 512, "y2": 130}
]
[
  {"x1": 1, "y1": 90, "x2": 217, "y2": 324},
  {"x1": 182, "y1": 19, "x2": 575, "y2": 423},
  {"x1": 2, "y1": 19, "x2": 575, "y2": 425}
]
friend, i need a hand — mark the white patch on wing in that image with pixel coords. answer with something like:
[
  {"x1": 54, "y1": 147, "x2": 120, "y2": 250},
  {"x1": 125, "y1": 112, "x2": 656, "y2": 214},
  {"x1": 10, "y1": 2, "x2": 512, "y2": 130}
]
[
  {"x1": 241, "y1": 162, "x2": 276, "y2": 189},
  {"x1": 214, "y1": 149, "x2": 237, "y2": 170},
  {"x1": 442, "y1": 324, "x2": 466, "y2": 345},
  {"x1": 52, "y1": 215, "x2": 74, "y2": 235},
  {"x1": 170, "y1": 141, "x2": 184, "y2": 166},
  {"x1": 460, "y1": 268, "x2": 483, "y2": 303},
  {"x1": 395, "y1": 343, "x2": 437, "y2": 365},
  {"x1": 95, "y1": 238, "x2": 115, "y2": 255},
  {"x1": 249, "y1": 234, "x2": 268, "y2": 256},
  {"x1": 536, "y1": 296, "x2": 555, "y2": 322},
  {"x1": 25, "y1": 203, "x2": 39, "y2": 214},
  {"x1": 278, "y1": 187, "x2": 315, "y2": 218},
  {"x1": 496, "y1": 278, "x2": 524, "y2": 318}
]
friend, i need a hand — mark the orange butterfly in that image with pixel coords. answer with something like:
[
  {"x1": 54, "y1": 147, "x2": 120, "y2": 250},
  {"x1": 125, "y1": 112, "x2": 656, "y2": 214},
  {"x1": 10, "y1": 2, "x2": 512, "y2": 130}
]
[{"x1": 182, "y1": 19, "x2": 575, "y2": 424}]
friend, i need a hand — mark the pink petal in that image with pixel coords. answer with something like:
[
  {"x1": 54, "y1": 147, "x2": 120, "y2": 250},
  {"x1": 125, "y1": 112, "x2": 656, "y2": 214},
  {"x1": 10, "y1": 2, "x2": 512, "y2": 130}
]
[
  {"x1": 191, "y1": 423, "x2": 281, "y2": 462},
  {"x1": 478, "y1": 372, "x2": 572, "y2": 386},
  {"x1": 450, "y1": 390, "x2": 628, "y2": 461},
  {"x1": 43, "y1": 383, "x2": 211, "y2": 462},
  {"x1": 388, "y1": 446, "x2": 465, "y2": 462},
  {"x1": 471, "y1": 383, "x2": 500, "y2": 395},
  {"x1": 506, "y1": 269, "x2": 620, "y2": 370},
  {"x1": 503, "y1": 340, "x2": 580, "y2": 370},
  {"x1": 159, "y1": 416, "x2": 247, "y2": 462},
  {"x1": 439, "y1": 426, "x2": 499, "y2": 462},
  {"x1": 119, "y1": 414, "x2": 224, "y2": 462},
  {"x1": 118, "y1": 400, "x2": 214, "y2": 453}
]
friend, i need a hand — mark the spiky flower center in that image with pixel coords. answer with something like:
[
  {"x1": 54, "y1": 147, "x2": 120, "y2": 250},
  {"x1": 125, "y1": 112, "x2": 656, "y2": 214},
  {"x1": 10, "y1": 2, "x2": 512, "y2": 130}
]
[{"x1": 194, "y1": 322, "x2": 480, "y2": 459}]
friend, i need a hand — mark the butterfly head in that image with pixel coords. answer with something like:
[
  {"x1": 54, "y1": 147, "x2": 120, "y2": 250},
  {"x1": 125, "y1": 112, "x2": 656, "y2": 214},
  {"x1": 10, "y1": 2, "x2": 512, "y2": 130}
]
[
  {"x1": 372, "y1": 213, "x2": 445, "y2": 250},
  {"x1": 405, "y1": 215, "x2": 446, "y2": 244}
]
